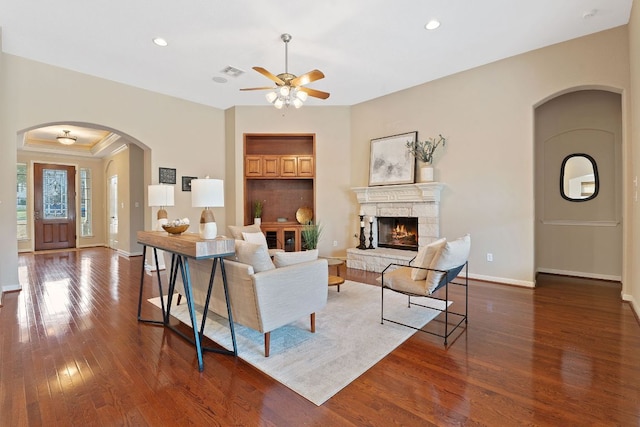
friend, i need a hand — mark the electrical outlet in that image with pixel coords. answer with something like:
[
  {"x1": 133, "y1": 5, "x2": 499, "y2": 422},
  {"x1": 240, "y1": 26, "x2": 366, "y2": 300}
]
[
  {"x1": 487, "y1": 253, "x2": 493, "y2": 262},
  {"x1": 333, "y1": 240, "x2": 338, "y2": 247}
]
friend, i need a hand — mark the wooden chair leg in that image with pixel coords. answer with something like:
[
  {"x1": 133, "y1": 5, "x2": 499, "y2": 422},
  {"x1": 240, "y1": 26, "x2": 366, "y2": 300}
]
[
  {"x1": 310, "y1": 313, "x2": 316, "y2": 333},
  {"x1": 264, "y1": 332, "x2": 270, "y2": 357}
]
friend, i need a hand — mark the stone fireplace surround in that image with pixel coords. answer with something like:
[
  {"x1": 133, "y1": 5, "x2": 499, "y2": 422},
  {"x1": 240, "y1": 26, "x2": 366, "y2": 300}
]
[{"x1": 347, "y1": 182, "x2": 443, "y2": 273}]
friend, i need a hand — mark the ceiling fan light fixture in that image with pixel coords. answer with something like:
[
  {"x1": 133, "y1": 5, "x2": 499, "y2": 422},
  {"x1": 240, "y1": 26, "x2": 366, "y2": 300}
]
[
  {"x1": 265, "y1": 91, "x2": 278, "y2": 103},
  {"x1": 57, "y1": 130, "x2": 77, "y2": 145},
  {"x1": 293, "y1": 98, "x2": 304, "y2": 109},
  {"x1": 279, "y1": 85, "x2": 290, "y2": 97},
  {"x1": 296, "y1": 90, "x2": 308, "y2": 102},
  {"x1": 273, "y1": 98, "x2": 285, "y2": 109}
]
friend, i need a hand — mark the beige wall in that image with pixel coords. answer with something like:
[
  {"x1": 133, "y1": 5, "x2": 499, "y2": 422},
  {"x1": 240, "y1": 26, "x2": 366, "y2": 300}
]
[
  {"x1": 0, "y1": 54, "x2": 225, "y2": 291},
  {"x1": 16, "y1": 151, "x2": 106, "y2": 252},
  {"x1": 351, "y1": 26, "x2": 630, "y2": 287},
  {"x1": 628, "y1": 1, "x2": 640, "y2": 312},
  {"x1": 103, "y1": 144, "x2": 145, "y2": 256}
]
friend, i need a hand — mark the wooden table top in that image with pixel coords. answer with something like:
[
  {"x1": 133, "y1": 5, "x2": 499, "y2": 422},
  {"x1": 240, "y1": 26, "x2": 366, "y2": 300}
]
[{"x1": 137, "y1": 231, "x2": 235, "y2": 259}]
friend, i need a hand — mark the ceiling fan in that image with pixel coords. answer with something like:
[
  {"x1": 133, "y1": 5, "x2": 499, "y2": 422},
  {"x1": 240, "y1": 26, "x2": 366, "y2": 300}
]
[{"x1": 240, "y1": 33, "x2": 330, "y2": 108}]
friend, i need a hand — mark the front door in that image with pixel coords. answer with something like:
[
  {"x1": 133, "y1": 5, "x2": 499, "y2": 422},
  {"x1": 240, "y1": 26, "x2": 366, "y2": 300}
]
[{"x1": 34, "y1": 163, "x2": 76, "y2": 251}]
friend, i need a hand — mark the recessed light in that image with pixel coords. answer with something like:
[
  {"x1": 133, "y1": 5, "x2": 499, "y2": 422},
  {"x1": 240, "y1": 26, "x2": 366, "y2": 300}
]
[
  {"x1": 152, "y1": 37, "x2": 168, "y2": 47},
  {"x1": 425, "y1": 19, "x2": 441, "y2": 30},
  {"x1": 212, "y1": 76, "x2": 228, "y2": 84}
]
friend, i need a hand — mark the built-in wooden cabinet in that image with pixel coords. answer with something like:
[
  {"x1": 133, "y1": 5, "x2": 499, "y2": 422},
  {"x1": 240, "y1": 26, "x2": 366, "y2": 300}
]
[
  {"x1": 244, "y1": 134, "x2": 316, "y2": 251},
  {"x1": 245, "y1": 155, "x2": 313, "y2": 178}
]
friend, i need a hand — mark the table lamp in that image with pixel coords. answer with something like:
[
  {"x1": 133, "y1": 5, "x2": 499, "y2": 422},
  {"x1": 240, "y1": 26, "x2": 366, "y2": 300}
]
[
  {"x1": 191, "y1": 177, "x2": 224, "y2": 239},
  {"x1": 148, "y1": 184, "x2": 175, "y2": 230}
]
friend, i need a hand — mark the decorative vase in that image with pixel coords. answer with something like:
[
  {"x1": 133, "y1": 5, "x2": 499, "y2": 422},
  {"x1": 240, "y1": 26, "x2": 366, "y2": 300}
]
[
  {"x1": 417, "y1": 162, "x2": 434, "y2": 182},
  {"x1": 254, "y1": 217, "x2": 261, "y2": 226}
]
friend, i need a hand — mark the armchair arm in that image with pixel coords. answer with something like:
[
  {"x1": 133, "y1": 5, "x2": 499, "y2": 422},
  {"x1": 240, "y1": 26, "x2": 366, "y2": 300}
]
[{"x1": 251, "y1": 258, "x2": 328, "y2": 332}]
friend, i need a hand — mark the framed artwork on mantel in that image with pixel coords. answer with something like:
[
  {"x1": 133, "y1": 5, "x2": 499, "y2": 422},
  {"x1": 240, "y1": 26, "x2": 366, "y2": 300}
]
[{"x1": 368, "y1": 131, "x2": 417, "y2": 186}]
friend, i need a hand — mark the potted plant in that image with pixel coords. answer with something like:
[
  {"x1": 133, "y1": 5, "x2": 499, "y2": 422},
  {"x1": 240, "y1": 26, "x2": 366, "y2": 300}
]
[
  {"x1": 406, "y1": 134, "x2": 447, "y2": 182},
  {"x1": 301, "y1": 221, "x2": 323, "y2": 250},
  {"x1": 253, "y1": 200, "x2": 263, "y2": 225}
]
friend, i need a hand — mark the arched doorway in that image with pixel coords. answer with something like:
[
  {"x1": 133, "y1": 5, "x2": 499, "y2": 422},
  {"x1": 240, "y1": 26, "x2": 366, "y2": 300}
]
[
  {"x1": 534, "y1": 89, "x2": 622, "y2": 281},
  {"x1": 17, "y1": 122, "x2": 151, "y2": 255}
]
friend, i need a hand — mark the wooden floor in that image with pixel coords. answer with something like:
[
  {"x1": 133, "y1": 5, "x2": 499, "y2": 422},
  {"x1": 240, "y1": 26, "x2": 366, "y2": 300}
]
[{"x1": 2, "y1": 248, "x2": 639, "y2": 426}]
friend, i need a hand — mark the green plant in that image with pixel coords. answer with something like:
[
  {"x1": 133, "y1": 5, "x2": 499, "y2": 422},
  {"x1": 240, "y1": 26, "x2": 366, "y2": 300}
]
[
  {"x1": 406, "y1": 134, "x2": 447, "y2": 164},
  {"x1": 253, "y1": 200, "x2": 263, "y2": 218},
  {"x1": 301, "y1": 221, "x2": 323, "y2": 250}
]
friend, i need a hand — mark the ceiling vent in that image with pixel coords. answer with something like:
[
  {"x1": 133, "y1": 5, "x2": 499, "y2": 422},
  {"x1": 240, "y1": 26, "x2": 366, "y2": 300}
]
[{"x1": 221, "y1": 66, "x2": 245, "y2": 78}]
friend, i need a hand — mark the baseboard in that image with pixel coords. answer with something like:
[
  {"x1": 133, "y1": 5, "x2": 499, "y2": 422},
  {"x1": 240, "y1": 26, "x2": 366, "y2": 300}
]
[
  {"x1": 622, "y1": 293, "x2": 639, "y2": 321},
  {"x1": 537, "y1": 268, "x2": 621, "y2": 282},
  {"x1": 1, "y1": 283, "x2": 22, "y2": 295},
  {"x1": 468, "y1": 273, "x2": 535, "y2": 288}
]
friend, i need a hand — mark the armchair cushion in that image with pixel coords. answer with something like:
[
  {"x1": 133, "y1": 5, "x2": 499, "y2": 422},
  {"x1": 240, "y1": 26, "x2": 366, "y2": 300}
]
[
  {"x1": 242, "y1": 231, "x2": 268, "y2": 246},
  {"x1": 411, "y1": 238, "x2": 446, "y2": 280},
  {"x1": 426, "y1": 234, "x2": 471, "y2": 292},
  {"x1": 228, "y1": 224, "x2": 262, "y2": 240},
  {"x1": 384, "y1": 265, "x2": 428, "y2": 295},
  {"x1": 273, "y1": 249, "x2": 318, "y2": 267},
  {"x1": 234, "y1": 240, "x2": 275, "y2": 273}
]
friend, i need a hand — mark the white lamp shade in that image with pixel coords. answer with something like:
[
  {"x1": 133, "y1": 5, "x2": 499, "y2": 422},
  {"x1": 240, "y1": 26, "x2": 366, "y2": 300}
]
[
  {"x1": 191, "y1": 178, "x2": 224, "y2": 207},
  {"x1": 148, "y1": 184, "x2": 175, "y2": 207},
  {"x1": 265, "y1": 92, "x2": 278, "y2": 103}
]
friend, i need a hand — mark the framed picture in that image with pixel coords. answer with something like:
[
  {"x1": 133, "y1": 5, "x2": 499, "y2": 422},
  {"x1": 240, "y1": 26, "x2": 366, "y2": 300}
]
[
  {"x1": 182, "y1": 176, "x2": 196, "y2": 192},
  {"x1": 159, "y1": 167, "x2": 176, "y2": 184},
  {"x1": 369, "y1": 131, "x2": 417, "y2": 186}
]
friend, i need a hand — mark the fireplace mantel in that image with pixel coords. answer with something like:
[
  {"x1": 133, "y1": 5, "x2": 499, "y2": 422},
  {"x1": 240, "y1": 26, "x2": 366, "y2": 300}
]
[
  {"x1": 352, "y1": 182, "x2": 443, "y2": 204},
  {"x1": 349, "y1": 182, "x2": 444, "y2": 272}
]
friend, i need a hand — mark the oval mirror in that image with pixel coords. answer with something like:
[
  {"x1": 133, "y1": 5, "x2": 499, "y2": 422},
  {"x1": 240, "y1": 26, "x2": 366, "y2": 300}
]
[{"x1": 560, "y1": 153, "x2": 599, "y2": 201}]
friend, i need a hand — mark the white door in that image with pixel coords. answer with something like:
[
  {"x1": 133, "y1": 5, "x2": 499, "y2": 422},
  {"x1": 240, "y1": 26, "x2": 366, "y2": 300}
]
[{"x1": 108, "y1": 175, "x2": 118, "y2": 249}]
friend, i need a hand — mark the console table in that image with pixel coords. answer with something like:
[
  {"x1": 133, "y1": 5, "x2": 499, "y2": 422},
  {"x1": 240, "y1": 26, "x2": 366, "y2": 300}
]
[{"x1": 137, "y1": 231, "x2": 237, "y2": 371}]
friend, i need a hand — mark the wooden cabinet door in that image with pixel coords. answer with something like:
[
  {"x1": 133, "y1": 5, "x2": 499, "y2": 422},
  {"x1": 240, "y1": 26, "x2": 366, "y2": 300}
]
[
  {"x1": 298, "y1": 156, "x2": 314, "y2": 177},
  {"x1": 245, "y1": 156, "x2": 263, "y2": 176},
  {"x1": 263, "y1": 156, "x2": 280, "y2": 177},
  {"x1": 280, "y1": 156, "x2": 298, "y2": 177}
]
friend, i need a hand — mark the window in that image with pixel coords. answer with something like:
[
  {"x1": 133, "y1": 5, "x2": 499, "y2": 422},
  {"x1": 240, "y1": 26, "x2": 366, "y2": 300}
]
[
  {"x1": 80, "y1": 168, "x2": 93, "y2": 236},
  {"x1": 560, "y1": 153, "x2": 599, "y2": 202},
  {"x1": 17, "y1": 163, "x2": 27, "y2": 240}
]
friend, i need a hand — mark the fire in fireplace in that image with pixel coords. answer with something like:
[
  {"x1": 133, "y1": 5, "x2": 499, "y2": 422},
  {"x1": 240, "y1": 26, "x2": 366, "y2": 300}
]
[{"x1": 377, "y1": 217, "x2": 418, "y2": 251}]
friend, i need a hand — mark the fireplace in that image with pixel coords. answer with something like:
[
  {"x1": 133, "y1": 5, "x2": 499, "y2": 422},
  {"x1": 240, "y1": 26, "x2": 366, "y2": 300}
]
[
  {"x1": 377, "y1": 217, "x2": 418, "y2": 251},
  {"x1": 348, "y1": 183, "x2": 443, "y2": 272}
]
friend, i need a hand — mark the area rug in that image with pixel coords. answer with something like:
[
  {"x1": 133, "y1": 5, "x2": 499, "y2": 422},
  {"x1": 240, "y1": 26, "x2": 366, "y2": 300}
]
[{"x1": 148, "y1": 280, "x2": 447, "y2": 405}]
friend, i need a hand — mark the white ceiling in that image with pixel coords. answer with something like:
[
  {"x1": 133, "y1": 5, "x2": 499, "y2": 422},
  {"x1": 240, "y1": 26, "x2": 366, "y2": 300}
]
[{"x1": 0, "y1": 0, "x2": 633, "y2": 111}]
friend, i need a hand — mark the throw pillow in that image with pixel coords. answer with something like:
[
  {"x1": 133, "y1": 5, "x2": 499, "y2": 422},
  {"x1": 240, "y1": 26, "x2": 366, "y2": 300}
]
[
  {"x1": 234, "y1": 240, "x2": 275, "y2": 273},
  {"x1": 242, "y1": 231, "x2": 268, "y2": 247},
  {"x1": 273, "y1": 249, "x2": 318, "y2": 268},
  {"x1": 411, "y1": 237, "x2": 447, "y2": 281},
  {"x1": 228, "y1": 224, "x2": 262, "y2": 240},
  {"x1": 426, "y1": 234, "x2": 471, "y2": 293}
]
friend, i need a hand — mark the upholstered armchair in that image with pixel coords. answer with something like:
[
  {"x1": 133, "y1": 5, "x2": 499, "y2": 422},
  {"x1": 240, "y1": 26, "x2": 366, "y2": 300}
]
[{"x1": 381, "y1": 234, "x2": 470, "y2": 345}]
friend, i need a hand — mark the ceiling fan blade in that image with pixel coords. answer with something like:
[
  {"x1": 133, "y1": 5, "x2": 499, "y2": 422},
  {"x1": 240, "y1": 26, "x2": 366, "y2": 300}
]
[
  {"x1": 299, "y1": 87, "x2": 330, "y2": 100},
  {"x1": 290, "y1": 69, "x2": 325, "y2": 87},
  {"x1": 240, "y1": 86, "x2": 276, "y2": 91},
  {"x1": 253, "y1": 67, "x2": 285, "y2": 85}
]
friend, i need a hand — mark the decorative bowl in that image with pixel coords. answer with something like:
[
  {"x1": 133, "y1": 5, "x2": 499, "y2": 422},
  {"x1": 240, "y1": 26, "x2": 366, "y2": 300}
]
[
  {"x1": 296, "y1": 207, "x2": 313, "y2": 224},
  {"x1": 162, "y1": 224, "x2": 189, "y2": 235}
]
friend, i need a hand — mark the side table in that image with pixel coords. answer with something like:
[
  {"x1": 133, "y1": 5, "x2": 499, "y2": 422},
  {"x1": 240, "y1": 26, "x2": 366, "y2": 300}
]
[{"x1": 325, "y1": 258, "x2": 346, "y2": 292}]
